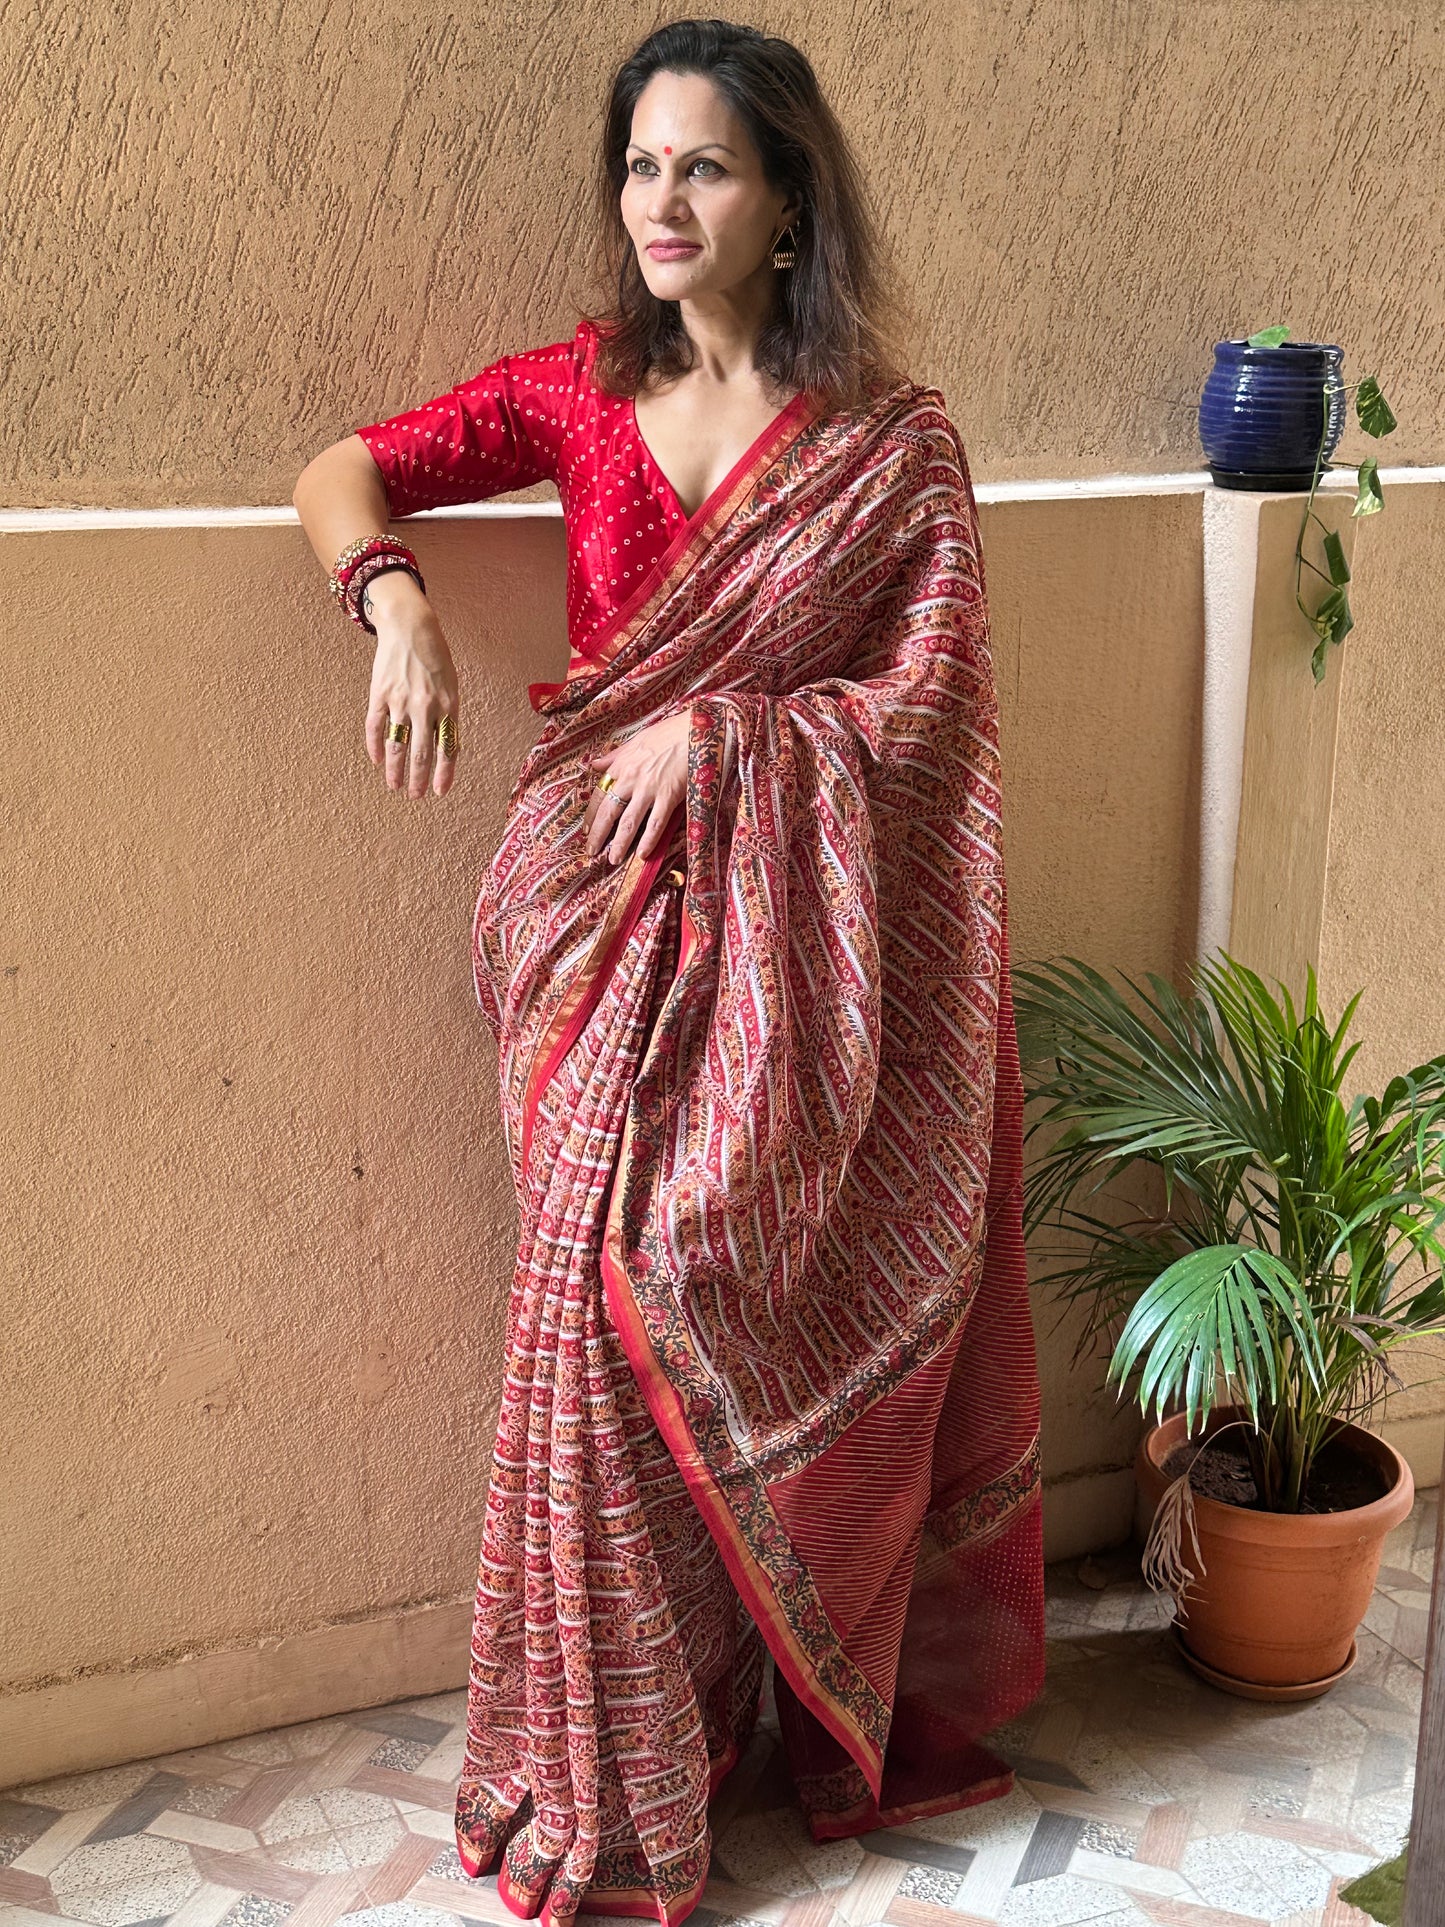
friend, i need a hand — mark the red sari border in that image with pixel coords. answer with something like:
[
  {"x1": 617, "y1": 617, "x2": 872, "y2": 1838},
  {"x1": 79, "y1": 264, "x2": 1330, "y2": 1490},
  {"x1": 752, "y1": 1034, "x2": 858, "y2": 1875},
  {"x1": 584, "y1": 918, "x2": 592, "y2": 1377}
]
[
  {"x1": 556, "y1": 1743, "x2": 739, "y2": 1927},
  {"x1": 800, "y1": 1762, "x2": 1018, "y2": 1843},
  {"x1": 599, "y1": 1119, "x2": 886, "y2": 1804}
]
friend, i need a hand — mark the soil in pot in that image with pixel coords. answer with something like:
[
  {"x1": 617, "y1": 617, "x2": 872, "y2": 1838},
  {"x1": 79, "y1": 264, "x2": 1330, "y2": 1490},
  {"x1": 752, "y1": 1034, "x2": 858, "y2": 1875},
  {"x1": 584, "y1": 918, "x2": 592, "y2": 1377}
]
[{"x1": 1162, "y1": 1431, "x2": 1393, "y2": 1514}]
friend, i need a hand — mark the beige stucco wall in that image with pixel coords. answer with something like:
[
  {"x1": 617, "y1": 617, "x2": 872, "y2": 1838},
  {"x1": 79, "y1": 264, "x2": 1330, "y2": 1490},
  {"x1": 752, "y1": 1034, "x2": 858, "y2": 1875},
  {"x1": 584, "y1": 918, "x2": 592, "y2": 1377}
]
[
  {"x1": 1320, "y1": 484, "x2": 1445, "y2": 1092},
  {"x1": 5, "y1": 0, "x2": 1443, "y2": 1778},
  {"x1": 3, "y1": 519, "x2": 564, "y2": 1690},
  {"x1": 5, "y1": 0, "x2": 1442, "y2": 506},
  {"x1": 1319, "y1": 485, "x2": 1445, "y2": 1435},
  {"x1": 1227, "y1": 489, "x2": 1445, "y2": 1450}
]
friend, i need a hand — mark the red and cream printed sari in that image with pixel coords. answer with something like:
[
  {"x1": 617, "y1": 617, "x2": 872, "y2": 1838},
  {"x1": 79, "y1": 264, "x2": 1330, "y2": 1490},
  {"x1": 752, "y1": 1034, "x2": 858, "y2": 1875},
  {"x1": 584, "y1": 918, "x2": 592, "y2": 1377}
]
[{"x1": 454, "y1": 375, "x2": 1045, "y2": 1927}]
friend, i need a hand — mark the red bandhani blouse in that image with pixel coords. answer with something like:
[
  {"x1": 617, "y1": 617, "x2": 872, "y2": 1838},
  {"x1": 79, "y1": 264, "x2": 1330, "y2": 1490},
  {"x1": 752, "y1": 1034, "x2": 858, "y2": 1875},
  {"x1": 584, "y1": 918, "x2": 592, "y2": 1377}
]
[{"x1": 354, "y1": 319, "x2": 816, "y2": 707}]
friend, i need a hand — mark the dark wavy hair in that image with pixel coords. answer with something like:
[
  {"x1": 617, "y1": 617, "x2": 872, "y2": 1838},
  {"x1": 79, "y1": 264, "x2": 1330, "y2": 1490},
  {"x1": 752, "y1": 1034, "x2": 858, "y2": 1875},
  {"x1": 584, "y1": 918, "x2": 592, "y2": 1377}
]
[{"x1": 583, "y1": 17, "x2": 911, "y2": 416}]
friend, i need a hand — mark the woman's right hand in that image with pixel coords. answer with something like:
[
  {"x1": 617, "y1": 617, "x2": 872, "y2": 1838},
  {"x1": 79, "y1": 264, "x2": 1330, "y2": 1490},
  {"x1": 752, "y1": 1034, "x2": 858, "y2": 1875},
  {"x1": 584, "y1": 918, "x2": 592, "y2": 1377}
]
[{"x1": 362, "y1": 572, "x2": 462, "y2": 800}]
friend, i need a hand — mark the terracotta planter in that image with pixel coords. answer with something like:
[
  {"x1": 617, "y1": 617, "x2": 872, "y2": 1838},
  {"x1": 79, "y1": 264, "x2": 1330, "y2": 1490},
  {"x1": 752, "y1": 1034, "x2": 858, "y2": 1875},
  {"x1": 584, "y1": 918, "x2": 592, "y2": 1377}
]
[{"x1": 1134, "y1": 1404, "x2": 1414, "y2": 1701}]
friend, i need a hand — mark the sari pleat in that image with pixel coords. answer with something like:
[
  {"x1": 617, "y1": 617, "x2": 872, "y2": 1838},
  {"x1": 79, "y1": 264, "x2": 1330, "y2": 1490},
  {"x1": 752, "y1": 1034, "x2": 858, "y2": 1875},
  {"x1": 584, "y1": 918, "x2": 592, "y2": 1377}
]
[{"x1": 459, "y1": 888, "x2": 764, "y2": 1927}]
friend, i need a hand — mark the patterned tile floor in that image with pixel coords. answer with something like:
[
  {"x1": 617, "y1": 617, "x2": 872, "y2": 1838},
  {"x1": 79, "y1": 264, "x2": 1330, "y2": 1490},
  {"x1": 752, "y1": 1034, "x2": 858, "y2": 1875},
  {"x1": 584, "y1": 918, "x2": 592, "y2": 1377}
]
[{"x1": 2, "y1": 1488, "x2": 1434, "y2": 1927}]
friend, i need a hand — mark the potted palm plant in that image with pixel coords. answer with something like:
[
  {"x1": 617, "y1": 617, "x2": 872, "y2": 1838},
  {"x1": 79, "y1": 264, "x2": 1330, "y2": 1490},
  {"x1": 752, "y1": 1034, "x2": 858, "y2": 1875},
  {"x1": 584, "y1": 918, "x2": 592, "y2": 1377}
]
[{"x1": 1013, "y1": 950, "x2": 1445, "y2": 1700}]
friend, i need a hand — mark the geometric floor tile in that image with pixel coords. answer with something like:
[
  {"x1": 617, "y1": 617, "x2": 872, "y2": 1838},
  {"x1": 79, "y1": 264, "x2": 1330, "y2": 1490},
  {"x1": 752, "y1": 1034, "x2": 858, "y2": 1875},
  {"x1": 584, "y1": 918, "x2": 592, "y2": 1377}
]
[{"x1": 4, "y1": 1489, "x2": 1433, "y2": 1927}]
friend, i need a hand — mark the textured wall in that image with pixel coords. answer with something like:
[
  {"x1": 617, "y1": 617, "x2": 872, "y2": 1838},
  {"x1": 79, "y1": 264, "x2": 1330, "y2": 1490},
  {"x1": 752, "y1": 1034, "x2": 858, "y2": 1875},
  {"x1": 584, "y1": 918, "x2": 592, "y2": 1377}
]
[
  {"x1": 1227, "y1": 490, "x2": 1445, "y2": 1447},
  {"x1": 2, "y1": 518, "x2": 566, "y2": 1688},
  {"x1": 1320, "y1": 483, "x2": 1445, "y2": 1430},
  {"x1": 1322, "y1": 484, "x2": 1445, "y2": 1088},
  {"x1": 3, "y1": 0, "x2": 1441, "y2": 506},
  {"x1": 999, "y1": 488, "x2": 1206, "y2": 1505}
]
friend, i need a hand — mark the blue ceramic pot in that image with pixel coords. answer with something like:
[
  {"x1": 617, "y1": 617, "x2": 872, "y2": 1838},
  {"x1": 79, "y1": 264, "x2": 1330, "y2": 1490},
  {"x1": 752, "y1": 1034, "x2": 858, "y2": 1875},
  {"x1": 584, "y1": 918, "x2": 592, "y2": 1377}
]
[{"x1": 1199, "y1": 339, "x2": 1345, "y2": 491}]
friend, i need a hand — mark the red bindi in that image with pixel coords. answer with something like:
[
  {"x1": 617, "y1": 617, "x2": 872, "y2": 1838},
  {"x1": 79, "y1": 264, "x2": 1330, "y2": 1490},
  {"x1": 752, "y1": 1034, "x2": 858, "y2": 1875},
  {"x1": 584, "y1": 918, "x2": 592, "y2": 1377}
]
[{"x1": 663, "y1": 145, "x2": 672, "y2": 154}]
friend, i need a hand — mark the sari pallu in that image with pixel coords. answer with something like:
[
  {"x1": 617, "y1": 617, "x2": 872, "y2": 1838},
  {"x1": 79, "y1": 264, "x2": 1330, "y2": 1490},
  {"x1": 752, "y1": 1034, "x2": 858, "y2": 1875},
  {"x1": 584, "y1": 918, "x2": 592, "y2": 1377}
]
[{"x1": 457, "y1": 378, "x2": 1046, "y2": 1926}]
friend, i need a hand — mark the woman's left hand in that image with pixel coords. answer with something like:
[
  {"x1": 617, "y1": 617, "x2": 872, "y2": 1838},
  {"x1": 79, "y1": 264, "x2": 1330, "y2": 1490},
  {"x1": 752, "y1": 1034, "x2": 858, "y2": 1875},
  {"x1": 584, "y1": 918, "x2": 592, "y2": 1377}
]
[{"x1": 584, "y1": 708, "x2": 691, "y2": 866}]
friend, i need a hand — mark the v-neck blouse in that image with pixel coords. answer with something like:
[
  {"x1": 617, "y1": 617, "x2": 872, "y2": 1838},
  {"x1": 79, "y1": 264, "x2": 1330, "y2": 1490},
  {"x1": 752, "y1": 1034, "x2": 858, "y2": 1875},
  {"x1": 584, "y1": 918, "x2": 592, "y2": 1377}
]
[{"x1": 355, "y1": 319, "x2": 712, "y2": 663}]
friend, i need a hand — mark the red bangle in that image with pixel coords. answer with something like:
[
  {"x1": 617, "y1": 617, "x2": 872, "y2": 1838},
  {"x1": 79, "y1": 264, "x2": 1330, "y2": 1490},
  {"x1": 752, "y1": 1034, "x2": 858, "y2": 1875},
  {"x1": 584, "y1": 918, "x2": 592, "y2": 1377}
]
[
  {"x1": 345, "y1": 554, "x2": 427, "y2": 632},
  {"x1": 326, "y1": 534, "x2": 417, "y2": 613}
]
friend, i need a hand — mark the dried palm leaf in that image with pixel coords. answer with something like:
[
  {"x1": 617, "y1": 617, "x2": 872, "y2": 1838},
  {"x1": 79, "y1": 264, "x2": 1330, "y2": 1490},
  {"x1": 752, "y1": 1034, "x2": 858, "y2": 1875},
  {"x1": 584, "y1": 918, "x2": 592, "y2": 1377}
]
[{"x1": 1140, "y1": 1466, "x2": 1207, "y2": 1621}]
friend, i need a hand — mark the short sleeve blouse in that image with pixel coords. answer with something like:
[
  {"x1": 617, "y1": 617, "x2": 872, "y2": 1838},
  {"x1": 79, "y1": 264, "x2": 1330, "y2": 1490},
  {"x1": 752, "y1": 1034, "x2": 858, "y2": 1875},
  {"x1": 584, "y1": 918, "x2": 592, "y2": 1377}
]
[{"x1": 354, "y1": 319, "x2": 692, "y2": 662}]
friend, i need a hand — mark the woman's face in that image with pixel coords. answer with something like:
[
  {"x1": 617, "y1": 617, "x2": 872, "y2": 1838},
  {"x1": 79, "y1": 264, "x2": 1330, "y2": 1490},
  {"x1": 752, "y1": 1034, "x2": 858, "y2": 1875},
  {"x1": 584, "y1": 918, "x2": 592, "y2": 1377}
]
[{"x1": 621, "y1": 70, "x2": 800, "y2": 306}]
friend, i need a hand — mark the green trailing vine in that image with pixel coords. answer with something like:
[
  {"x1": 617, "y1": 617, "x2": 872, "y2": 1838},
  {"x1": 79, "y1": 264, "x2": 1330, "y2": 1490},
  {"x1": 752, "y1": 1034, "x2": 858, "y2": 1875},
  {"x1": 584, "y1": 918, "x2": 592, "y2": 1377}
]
[{"x1": 1245, "y1": 324, "x2": 1397, "y2": 684}]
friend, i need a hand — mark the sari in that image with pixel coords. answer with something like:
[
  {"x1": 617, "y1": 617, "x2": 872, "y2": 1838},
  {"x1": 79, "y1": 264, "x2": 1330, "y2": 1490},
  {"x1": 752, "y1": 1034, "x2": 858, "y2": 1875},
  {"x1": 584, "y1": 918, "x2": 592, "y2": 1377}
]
[{"x1": 445, "y1": 367, "x2": 1046, "y2": 1927}]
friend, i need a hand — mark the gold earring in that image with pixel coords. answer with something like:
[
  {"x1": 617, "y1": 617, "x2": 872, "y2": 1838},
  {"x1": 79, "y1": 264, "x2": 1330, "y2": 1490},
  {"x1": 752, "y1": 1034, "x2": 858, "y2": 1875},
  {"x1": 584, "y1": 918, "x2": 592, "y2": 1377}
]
[{"x1": 770, "y1": 223, "x2": 798, "y2": 270}]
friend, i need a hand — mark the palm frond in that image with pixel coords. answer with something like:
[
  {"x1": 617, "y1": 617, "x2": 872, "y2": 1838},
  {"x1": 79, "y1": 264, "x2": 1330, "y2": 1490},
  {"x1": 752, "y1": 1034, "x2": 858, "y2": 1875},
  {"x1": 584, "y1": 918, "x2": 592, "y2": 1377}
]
[
  {"x1": 1140, "y1": 1468, "x2": 1207, "y2": 1620},
  {"x1": 1107, "y1": 1242, "x2": 1325, "y2": 1431}
]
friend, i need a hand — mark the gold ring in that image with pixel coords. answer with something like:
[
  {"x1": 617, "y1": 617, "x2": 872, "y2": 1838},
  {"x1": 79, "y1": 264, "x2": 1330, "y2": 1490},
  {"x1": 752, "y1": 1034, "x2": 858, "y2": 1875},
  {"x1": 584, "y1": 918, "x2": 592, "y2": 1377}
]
[
  {"x1": 435, "y1": 714, "x2": 459, "y2": 755},
  {"x1": 385, "y1": 717, "x2": 411, "y2": 746},
  {"x1": 596, "y1": 771, "x2": 616, "y2": 794}
]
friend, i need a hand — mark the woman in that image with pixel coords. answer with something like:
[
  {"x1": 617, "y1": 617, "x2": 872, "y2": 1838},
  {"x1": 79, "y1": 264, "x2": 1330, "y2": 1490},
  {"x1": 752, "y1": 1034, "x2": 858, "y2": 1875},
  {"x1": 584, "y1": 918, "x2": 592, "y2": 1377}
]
[{"x1": 293, "y1": 19, "x2": 1045, "y2": 1927}]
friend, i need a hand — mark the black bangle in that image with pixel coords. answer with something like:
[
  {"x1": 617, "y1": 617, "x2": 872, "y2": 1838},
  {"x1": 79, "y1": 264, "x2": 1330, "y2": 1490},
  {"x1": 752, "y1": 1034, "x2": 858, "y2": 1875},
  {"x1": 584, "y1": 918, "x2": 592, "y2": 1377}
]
[{"x1": 346, "y1": 555, "x2": 427, "y2": 633}]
